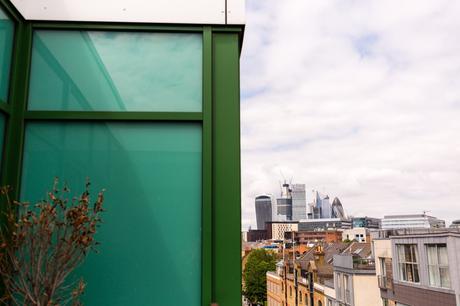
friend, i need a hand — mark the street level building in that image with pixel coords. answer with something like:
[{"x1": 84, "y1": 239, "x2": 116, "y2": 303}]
[
  {"x1": 333, "y1": 243, "x2": 381, "y2": 306},
  {"x1": 373, "y1": 229, "x2": 460, "y2": 306}
]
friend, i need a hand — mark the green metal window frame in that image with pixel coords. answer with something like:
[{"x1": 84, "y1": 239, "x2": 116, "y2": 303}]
[{"x1": 0, "y1": 1, "x2": 243, "y2": 305}]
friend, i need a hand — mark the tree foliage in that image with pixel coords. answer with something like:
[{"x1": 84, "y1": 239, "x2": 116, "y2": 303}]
[
  {"x1": 0, "y1": 179, "x2": 105, "y2": 306},
  {"x1": 243, "y1": 248, "x2": 276, "y2": 305}
]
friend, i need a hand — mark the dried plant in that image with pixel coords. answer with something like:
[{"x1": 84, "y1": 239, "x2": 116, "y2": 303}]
[{"x1": 0, "y1": 179, "x2": 105, "y2": 306}]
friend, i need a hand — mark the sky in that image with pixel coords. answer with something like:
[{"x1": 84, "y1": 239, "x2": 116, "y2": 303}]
[{"x1": 240, "y1": 0, "x2": 460, "y2": 230}]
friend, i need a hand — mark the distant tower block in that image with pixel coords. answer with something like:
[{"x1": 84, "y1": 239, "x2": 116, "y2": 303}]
[
  {"x1": 277, "y1": 183, "x2": 292, "y2": 221},
  {"x1": 255, "y1": 195, "x2": 272, "y2": 230},
  {"x1": 291, "y1": 184, "x2": 306, "y2": 221}
]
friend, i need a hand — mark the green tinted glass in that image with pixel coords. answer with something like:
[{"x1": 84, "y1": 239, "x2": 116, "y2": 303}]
[
  {"x1": 21, "y1": 122, "x2": 202, "y2": 305},
  {"x1": 0, "y1": 8, "x2": 14, "y2": 102},
  {"x1": 0, "y1": 113, "x2": 5, "y2": 168},
  {"x1": 29, "y1": 31, "x2": 202, "y2": 111}
]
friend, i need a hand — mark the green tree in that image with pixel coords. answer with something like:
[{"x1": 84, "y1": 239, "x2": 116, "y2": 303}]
[{"x1": 243, "y1": 248, "x2": 276, "y2": 305}]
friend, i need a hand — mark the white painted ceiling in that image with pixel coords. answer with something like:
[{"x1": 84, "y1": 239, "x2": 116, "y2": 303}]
[{"x1": 9, "y1": 0, "x2": 245, "y2": 24}]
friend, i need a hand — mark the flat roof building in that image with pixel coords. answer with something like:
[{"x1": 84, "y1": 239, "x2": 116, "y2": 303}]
[
  {"x1": 381, "y1": 214, "x2": 446, "y2": 230},
  {"x1": 374, "y1": 229, "x2": 460, "y2": 306}
]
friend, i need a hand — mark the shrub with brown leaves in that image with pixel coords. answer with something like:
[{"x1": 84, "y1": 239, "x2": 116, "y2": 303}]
[{"x1": 0, "y1": 179, "x2": 105, "y2": 306}]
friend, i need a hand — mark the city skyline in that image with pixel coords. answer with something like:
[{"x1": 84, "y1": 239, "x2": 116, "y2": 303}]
[{"x1": 241, "y1": 0, "x2": 460, "y2": 229}]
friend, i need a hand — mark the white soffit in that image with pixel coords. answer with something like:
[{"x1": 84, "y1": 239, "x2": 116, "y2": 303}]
[{"x1": 9, "y1": 0, "x2": 246, "y2": 24}]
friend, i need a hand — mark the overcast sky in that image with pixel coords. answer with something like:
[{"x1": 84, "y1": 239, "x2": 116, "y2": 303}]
[{"x1": 240, "y1": 0, "x2": 460, "y2": 230}]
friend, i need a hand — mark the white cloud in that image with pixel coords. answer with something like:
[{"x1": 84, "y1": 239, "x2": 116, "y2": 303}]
[{"x1": 241, "y1": 0, "x2": 460, "y2": 229}]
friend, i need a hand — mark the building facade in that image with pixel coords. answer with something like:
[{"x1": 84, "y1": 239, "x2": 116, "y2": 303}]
[
  {"x1": 255, "y1": 194, "x2": 273, "y2": 230},
  {"x1": 342, "y1": 228, "x2": 369, "y2": 243},
  {"x1": 0, "y1": 0, "x2": 244, "y2": 305},
  {"x1": 352, "y1": 217, "x2": 381, "y2": 229},
  {"x1": 289, "y1": 230, "x2": 343, "y2": 245},
  {"x1": 381, "y1": 214, "x2": 446, "y2": 230},
  {"x1": 333, "y1": 244, "x2": 381, "y2": 306},
  {"x1": 268, "y1": 221, "x2": 299, "y2": 241},
  {"x1": 292, "y1": 183, "x2": 307, "y2": 221},
  {"x1": 299, "y1": 218, "x2": 352, "y2": 231},
  {"x1": 373, "y1": 229, "x2": 460, "y2": 306},
  {"x1": 277, "y1": 183, "x2": 293, "y2": 221}
]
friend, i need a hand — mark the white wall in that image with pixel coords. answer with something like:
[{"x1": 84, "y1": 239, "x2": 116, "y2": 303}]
[
  {"x1": 352, "y1": 275, "x2": 381, "y2": 306},
  {"x1": 10, "y1": 0, "x2": 245, "y2": 24},
  {"x1": 372, "y1": 239, "x2": 392, "y2": 276}
]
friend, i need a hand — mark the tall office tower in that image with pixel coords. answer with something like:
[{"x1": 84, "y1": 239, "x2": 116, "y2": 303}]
[
  {"x1": 331, "y1": 197, "x2": 346, "y2": 219},
  {"x1": 308, "y1": 191, "x2": 333, "y2": 219},
  {"x1": 255, "y1": 195, "x2": 272, "y2": 230},
  {"x1": 276, "y1": 183, "x2": 292, "y2": 221},
  {"x1": 291, "y1": 184, "x2": 307, "y2": 221}
]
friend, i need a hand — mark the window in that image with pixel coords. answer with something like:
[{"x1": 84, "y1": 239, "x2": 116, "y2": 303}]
[
  {"x1": 427, "y1": 244, "x2": 450, "y2": 288},
  {"x1": 327, "y1": 299, "x2": 333, "y2": 306},
  {"x1": 344, "y1": 274, "x2": 350, "y2": 304},
  {"x1": 382, "y1": 298, "x2": 389, "y2": 306},
  {"x1": 397, "y1": 244, "x2": 420, "y2": 283},
  {"x1": 290, "y1": 285, "x2": 292, "y2": 297},
  {"x1": 29, "y1": 30, "x2": 202, "y2": 112},
  {"x1": 21, "y1": 122, "x2": 202, "y2": 305},
  {"x1": 0, "y1": 7, "x2": 14, "y2": 102},
  {"x1": 379, "y1": 257, "x2": 386, "y2": 277}
]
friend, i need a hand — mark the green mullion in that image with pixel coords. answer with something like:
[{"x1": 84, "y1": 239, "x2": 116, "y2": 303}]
[
  {"x1": 24, "y1": 111, "x2": 202, "y2": 121},
  {"x1": 0, "y1": 103, "x2": 10, "y2": 114},
  {"x1": 201, "y1": 26, "x2": 212, "y2": 306},
  {"x1": 31, "y1": 22, "x2": 203, "y2": 33},
  {"x1": 1, "y1": 22, "x2": 32, "y2": 199},
  {"x1": 0, "y1": 0, "x2": 24, "y2": 22},
  {"x1": 212, "y1": 33, "x2": 241, "y2": 306}
]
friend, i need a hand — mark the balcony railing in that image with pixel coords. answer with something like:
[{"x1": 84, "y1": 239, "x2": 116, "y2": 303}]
[{"x1": 352, "y1": 258, "x2": 375, "y2": 270}]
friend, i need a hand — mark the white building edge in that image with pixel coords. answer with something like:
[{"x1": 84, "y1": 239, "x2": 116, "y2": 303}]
[{"x1": 10, "y1": 0, "x2": 245, "y2": 24}]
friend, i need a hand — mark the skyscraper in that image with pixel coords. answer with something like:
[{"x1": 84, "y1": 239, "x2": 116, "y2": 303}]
[
  {"x1": 255, "y1": 195, "x2": 272, "y2": 230},
  {"x1": 291, "y1": 184, "x2": 307, "y2": 221},
  {"x1": 308, "y1": 191, "x2": 333, "y2": 219},
  {"x1": 276, "y1": 183, "x2": 292, "y2": 221}
]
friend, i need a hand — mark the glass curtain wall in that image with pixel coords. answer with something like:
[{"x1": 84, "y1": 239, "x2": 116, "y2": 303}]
[
  {"x1": 21, "y1": 30, "x2": 203, "y2": 306},
  {"x1": 0, "y1": 6, "x2": 14, "y2": 171}
]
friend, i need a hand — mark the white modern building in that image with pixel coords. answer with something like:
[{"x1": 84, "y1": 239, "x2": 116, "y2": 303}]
[
  {"x1": 342, "y1": 228, "x2": 369, "y2": 243},
  {"x1": 269, "y1": 222, "x2": 299, "y2": 241},
  {"x1": 381, "y1": 214, "x2": 446, "y2": 230}
]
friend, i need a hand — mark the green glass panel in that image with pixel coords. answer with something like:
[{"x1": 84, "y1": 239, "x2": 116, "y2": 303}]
[
  {"x1": 0, "y1": 112, "x2": 5, "y2": 168},
  {"x1": 28, "y1": 30, "x2": 202, "y2": 111},
  {"x1": 0, "y1": 8, "x2": 14, "y2": 102},
  {"x1": 21, "y1": 122, "x2": 202, "y2": 305}
]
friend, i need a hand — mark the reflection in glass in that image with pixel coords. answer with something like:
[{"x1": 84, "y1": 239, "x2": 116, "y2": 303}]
[
  {"x1": 29, "y1": 31, "x2": 202, "y2": 111},
  {"x1": 0, "y1": 8, "x2": 14, "y2": 102},
  {"x1": 21, "y1": 122, "x2": 202, "y2": 305}
]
